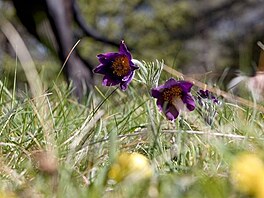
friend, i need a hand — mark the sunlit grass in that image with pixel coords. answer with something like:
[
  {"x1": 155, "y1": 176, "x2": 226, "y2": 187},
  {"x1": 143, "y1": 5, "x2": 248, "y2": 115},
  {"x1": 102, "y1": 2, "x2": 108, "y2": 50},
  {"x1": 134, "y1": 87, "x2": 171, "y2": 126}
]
[{"x1": 1, "y1": 60, "x2": 264, "y2": 198}]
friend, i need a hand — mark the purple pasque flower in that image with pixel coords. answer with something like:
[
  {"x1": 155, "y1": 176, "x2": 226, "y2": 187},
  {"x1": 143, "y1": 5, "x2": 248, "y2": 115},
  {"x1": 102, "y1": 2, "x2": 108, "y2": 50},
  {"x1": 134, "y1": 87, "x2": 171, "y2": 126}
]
[
  {"x1": 151, "y1": 78, "x2": 195, "y2": 121},
  {"x1": 196, "y1": 89, "x2": 220, "y2": 126},
  {"x1": 93, "y1": 40, "x2": 139, "y2": 90},
  {"x1": 197, "y1": 89, "x2": 219, "y2": 104}
]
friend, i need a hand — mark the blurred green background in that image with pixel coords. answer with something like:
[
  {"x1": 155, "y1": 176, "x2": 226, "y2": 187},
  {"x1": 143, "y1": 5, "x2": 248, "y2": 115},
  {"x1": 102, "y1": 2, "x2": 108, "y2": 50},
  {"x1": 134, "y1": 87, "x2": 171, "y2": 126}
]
[{"x1": 0, "y1": 0, "x2": 264, "y2": 90}]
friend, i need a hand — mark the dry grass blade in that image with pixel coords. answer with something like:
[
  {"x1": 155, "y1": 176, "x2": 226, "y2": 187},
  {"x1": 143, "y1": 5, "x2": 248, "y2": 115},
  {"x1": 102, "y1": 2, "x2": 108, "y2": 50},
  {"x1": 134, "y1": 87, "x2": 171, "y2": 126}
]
[
  {"x1": 1, "y1": 19, "x2": 56, "y2": 154},
  {"x1": 0, "y1": 157, "x2": 24, "y2": 186},
  {"x1": 163, "y1": 64, "x2": 264, "y2": 112},
  {"x1": 56, "y1": 39, "x2": 81, "y2": 81},
  {"x1": 67, "y1": 110, "x2": 105, "y2": 150},
  {"x1": 1, "y1": 21, "x2": 43, "y2": 98}
]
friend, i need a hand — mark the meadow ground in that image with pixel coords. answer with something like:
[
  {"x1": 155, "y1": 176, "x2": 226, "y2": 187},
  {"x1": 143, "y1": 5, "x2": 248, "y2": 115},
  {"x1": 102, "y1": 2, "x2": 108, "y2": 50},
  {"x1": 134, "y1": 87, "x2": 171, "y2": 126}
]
[{"x1": 1, "y1": 59, "x2": 264, "y2": 198}]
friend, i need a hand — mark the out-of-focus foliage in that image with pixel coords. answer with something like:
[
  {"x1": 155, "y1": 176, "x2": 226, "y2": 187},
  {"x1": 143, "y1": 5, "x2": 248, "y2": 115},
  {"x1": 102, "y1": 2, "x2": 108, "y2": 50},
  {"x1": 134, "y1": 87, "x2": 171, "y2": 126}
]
[
  {"x1": 78, "y1": 0, "x2": 264, "y2": 78},
  {"x1": 1, "y1": 0, "x2": 264, "y2": 88},
  {"x1": 78, "y1": 0, "x2": 192, "y2": 67}
]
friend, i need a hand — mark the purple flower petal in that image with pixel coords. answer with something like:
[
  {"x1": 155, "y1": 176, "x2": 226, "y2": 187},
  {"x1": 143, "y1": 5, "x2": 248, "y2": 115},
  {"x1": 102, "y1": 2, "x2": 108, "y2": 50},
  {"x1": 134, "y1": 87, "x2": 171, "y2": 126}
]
[
  {"x1": 151, "y1": 82, "x2": 168, "y2": 98},
  {"x1": 178, "y1": 81, "x2": 193, "y2": 92},
  {"x1": 151, "y1": 78, "x2": 195, "y2": 121},
  {"x1": 156, "y1": 98, "x2": 165, "y2": 111},
  {"x1": 97, "y1": 53, "x2": 118, "y2": 64},
  {"x1": 182, "y1": 94, "x2": 196, "y2": 111},
  {"x1": 93, "y1": 64, "x2": 109, "y2": 74},
  {"x1": 102, "y1": 76, "x2": 120, "y2": 86},
  {"x1": 199, "y1": 90, "x2": 209, "y2": 98},
  {"x1": 197, "y1": 89, "x2": 220, "y2": 106},
  {"x1": 165, "y1": 105, "x2": 179, "y2": 121},
  {"x1": 94, "y1": 40, "x2": 138, "y2": 90},
  {"x1": 163, "y1": 78, "x2": 178, "y2": 89},
  {"x1": 122, "y1": 71, "x2": 133, "y2": 81},
  {"x1": 151, "y1": 88, "x2": 162, "y2": 98},
  {"x1": 119, "y1": 40, "x2": 132, "y2": 60},
  {"x1": 120, "y1": 82, "x2": 129, "y2": 91},
  {"x1": 120, "y1": 72, "x2": 134, "y2": 90}
]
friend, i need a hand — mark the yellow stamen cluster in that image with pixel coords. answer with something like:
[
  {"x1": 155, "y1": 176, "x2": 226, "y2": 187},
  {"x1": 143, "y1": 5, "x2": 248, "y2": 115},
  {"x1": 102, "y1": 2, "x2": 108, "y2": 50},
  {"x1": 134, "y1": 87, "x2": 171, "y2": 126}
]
[
  {"x1": 162, "y1": 86, "x2": 182, "y2": 103},
  {"x1": 112, "y1": 55, "x2": 130, "y2": 76}
]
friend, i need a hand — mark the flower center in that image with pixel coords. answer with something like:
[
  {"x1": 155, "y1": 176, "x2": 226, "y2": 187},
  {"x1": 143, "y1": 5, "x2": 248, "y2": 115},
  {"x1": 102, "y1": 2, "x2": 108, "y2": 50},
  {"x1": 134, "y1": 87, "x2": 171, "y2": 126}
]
[
  {"x1": 163, "y1": 86, "x2": 182, "y2": 103},
  {"x1": 112, "y1": 55, "x2": 130, "y2": 76}
]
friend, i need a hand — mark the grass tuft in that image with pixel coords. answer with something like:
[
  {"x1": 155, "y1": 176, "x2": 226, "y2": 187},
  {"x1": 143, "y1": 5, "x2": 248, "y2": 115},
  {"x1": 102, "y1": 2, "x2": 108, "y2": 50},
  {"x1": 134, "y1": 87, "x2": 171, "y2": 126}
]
[{"x1": 1, "y1": 57, "x2": 264, "y2": 197}]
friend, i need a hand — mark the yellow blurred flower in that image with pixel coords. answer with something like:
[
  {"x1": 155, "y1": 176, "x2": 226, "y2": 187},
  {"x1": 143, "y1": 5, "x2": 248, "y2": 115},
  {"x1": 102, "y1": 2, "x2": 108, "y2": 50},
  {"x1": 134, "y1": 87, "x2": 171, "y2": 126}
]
[
  {"x1": 256, "y1": 177, "x2": 264, "y2": 198},
  {"x1": 231, "y1": 153, "x2": 264, "y2": 196},
  {"x1": 108, "y1": 152, "x2": 153, "y2": 182},
  {"x1": 0, "y1": 191, "x2": 17, "y2": 198}
]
